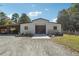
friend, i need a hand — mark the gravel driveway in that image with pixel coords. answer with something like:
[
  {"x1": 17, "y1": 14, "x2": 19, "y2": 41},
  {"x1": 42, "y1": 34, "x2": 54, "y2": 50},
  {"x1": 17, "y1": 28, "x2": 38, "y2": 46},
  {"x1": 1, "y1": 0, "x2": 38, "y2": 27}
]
[{"x1": 0, "y1": 35, "x2": 78, "y2": 56}]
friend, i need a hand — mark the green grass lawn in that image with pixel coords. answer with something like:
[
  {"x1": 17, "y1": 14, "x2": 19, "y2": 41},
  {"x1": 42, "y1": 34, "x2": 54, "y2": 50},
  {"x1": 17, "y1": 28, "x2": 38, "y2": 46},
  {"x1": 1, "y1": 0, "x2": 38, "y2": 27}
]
[{"x1": 53, "y1": 34, "x2": 79, "y2": 52}]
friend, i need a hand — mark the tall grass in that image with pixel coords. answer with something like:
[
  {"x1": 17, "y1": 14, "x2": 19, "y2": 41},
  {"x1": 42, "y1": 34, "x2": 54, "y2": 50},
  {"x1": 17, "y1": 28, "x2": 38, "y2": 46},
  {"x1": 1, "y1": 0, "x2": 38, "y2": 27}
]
[{"x1": 54, "y1": 34, "x2": 79, "y2": 52}]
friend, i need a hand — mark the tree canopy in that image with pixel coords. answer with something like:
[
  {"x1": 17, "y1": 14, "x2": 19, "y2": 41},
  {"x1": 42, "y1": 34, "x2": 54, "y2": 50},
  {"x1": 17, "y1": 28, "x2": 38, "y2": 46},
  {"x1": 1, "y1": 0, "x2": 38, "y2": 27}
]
[
  {"x1": 0, "y1": 12, "x2": 31, "y2": 25},
  {"x1": 19, "y1": 13, "x2": 31, "y2": 24},
  {"x1": 11, "y1": 13, "x2": 19, "y2": 23},
  {"x1": 57, "y1": 3, "x2": 79, "y2": 32}
]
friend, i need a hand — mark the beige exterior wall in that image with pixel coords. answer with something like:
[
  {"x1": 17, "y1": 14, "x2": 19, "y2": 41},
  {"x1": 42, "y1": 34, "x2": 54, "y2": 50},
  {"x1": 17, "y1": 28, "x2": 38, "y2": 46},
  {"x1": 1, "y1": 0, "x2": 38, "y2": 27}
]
[
  {"x1": 20, "y1": 23, "x2": 28, "y2": 34},
  {"x1": 46, "y1": 23, "x2": 61, "y2": 34},
  {"x1": 20, "y1": 23, "x2": 35, "y2": 34},
  {"x1": 20, "y1": 19, "x2": 61, "y2": 35}
]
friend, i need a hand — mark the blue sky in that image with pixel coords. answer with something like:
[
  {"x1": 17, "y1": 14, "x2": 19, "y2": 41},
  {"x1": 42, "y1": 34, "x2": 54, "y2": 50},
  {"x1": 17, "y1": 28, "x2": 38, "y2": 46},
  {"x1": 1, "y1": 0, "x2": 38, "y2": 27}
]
[{"x1": 0, "y1": 3, "x2": 71, "y2": 22}]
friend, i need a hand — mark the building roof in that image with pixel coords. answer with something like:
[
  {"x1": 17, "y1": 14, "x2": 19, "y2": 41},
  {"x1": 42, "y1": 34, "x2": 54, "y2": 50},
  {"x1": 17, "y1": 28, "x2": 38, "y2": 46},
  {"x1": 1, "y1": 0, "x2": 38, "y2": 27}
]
[
  {"x1": 32, "y1": 18, "x2": 49, "y2": 22},
  {"x1": 32, "y1": 18, "x2": 59, "y2": 24},
  {"x1": 20, "y1": 18, "x2": 61, "y2": 24}
]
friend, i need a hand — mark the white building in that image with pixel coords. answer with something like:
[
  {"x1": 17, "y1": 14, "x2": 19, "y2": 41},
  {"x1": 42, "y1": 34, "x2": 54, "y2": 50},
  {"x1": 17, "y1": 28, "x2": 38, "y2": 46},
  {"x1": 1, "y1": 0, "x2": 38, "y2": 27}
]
[{"x1": 20, "y1": 18, "x2": 61, "y2": 35}]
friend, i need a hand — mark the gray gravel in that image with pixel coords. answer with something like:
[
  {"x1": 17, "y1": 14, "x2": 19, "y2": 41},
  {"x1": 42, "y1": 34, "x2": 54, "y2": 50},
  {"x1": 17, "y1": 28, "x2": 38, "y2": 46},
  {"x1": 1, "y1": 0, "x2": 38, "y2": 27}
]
[{"x1": 0, "y1": 35, "x2": 78, "y2": 56}]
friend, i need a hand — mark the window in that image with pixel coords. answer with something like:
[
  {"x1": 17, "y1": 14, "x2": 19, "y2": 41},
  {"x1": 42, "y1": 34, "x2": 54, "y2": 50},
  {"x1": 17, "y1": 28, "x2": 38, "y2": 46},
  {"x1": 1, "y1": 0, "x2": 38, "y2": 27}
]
[
  {"x1": 53, "y1": 26, "x2": 57, "y2": 30},
  {"x1": 24, "y1": 26, "x2": 28, "y2": 30}
]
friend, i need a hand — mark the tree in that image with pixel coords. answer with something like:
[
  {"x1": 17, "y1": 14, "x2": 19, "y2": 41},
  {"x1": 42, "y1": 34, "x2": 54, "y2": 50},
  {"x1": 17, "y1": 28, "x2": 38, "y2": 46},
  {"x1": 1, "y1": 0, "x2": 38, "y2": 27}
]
[
  {"x1": 0, "y1": 12, "x2": 7, "y2": 25},
  {"x1": 57, "y1": 3, "x2": 79, "y2": 32},
  {"x1": 57, "y1": 9, "x2": 70, "y2": 31},
  {"x1": 11, "y1": 13, "x2": 19, "y2": 23},
  {"x1": 2, "y1": 18, "x2": 13, "y2": 25},
  {"x1": 0, "y1": 12, "x2": 14, "y2": 25},
  {"x1": 19, "y1": 13, "x2": 31, "y2": 24}
]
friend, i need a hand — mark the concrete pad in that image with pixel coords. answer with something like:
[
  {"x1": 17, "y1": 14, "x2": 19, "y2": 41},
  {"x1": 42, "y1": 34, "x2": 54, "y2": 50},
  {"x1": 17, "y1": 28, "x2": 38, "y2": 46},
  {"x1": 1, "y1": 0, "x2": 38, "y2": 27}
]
[{"x1": 32, "y1": 36, "x2": 51, "y2": 39}]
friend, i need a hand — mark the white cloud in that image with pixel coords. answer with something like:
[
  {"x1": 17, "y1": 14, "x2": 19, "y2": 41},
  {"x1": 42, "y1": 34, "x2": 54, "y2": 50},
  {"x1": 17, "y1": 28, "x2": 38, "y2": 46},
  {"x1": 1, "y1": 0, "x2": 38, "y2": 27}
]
[
  {"x1": 45, "y1": 8, "x2": 49, "y2": 11},
  {"x1": 7, "y1": 14, "x2": 12, "y2": 18},
  {"x1": 52, "y1": 18, "x2": 57, "y2": 22},
  {"x1": 28, "y1": 11, "x2": 42, "y2": 17}
]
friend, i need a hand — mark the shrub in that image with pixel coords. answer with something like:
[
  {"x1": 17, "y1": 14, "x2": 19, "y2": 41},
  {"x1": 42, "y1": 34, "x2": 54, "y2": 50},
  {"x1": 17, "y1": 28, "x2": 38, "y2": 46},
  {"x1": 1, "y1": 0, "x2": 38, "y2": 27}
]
[{"x1": 24, "y1": 32, "x2": 33, "y2": 37}]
